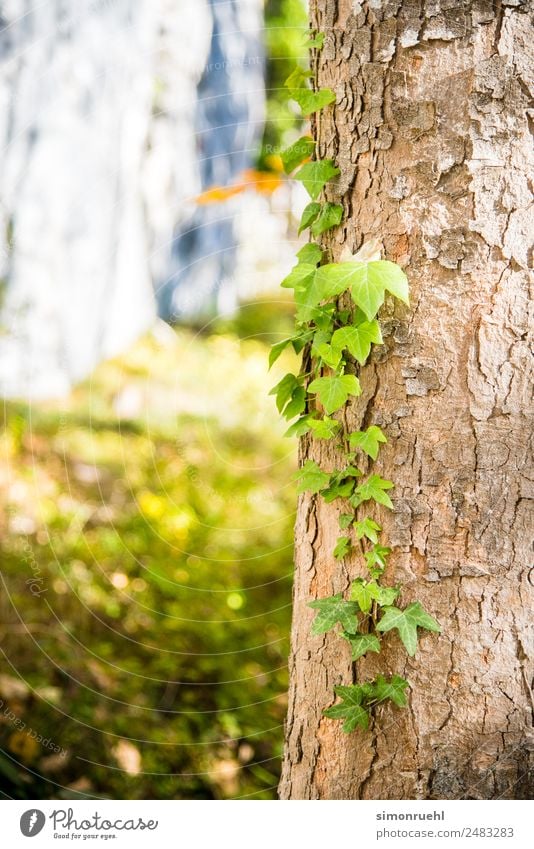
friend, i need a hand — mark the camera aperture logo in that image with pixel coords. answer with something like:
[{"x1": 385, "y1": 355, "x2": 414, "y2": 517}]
[{"x1": 20, "y1": 810, "x2": 46, "y2": 837}]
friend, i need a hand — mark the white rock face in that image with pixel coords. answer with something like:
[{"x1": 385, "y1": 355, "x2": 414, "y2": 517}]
[{"x1": 0, "y1": 0, "x2": 264, "y2": 398}]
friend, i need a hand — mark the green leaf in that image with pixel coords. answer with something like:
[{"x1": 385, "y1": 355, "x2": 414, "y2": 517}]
[
  {"x1": 349, "y1": 425, "x2": 387, "y2": 460},
  {"x1": 338, "y1": 513, "x2": 354, "y2": 530},
  {"x1": 376, "y1": 602, "x2": 441, "y2": 657},
  {"x1": 350, "y1": 261, "x2": 409, "y2": 318},
  {"x1": 311, "y1": 202, "x2": 343, "y2": 236},
  {"x1": 304, "y1": 31, "x2": 325, "y2": 49},
  {"x1": 352, "y1": 474, "x2": 394, "y2": 510},
  {"x1": 289, "y1": 87, "x2": 336, "y2": 116},
  {"x1": 308, "y1": 594, "x2": 359, "y2": 635},
  {"x1": 298, "y1": 202, "x2": 321, "y2": 234},
  {"x1": 269, "y1": 372, "x2": 299, "y2": 413},
  {"x1": 331, "y1": 320, "x2": 382, "y2": 365},
  {"x1": 354, "y1": 517, "x2": 381, "y2": 544},
  {"x1": 375, "y1": 261, "x2": 410, "y2": 304},
  {"x1": 373, "y1": 585, "x2": 400, "y2": 607},
  {"x1": 364, "y1": 544, "x2": 391, "y2": 571},
  {"x1": 315, "y1": 342, "x2": 342, "y2": 370},
  {"x1": 294, "y1": 160, "x2": 340, "y2": 200},
  {"x1": 280, "y1": 261, "x2": 316, "y2": 290},
  {"x1": 294, "y1": 459, "x2": 330, "y2": 494},
  {"x1": 323, "y1": 685, "x2": 369, "y2": 732},
  {"x1": 268, "y1": 338, "x2": 292, "y2": 369},
  {"x1": 284, "y1": 67, "x2": 313, "y2": 89},
  {"x1": 333, "y1": 536, "x2": 351, "y2": 560},
  {"x1": 280, "y1": 136, "x2": 316, "y2": 174},
  {"x1": 373, "y1": 674, "x2": 410, "y2": 707},
  {"x1": 282, "y1": 385, "x2": 306, "y2": 420},
  {"x1": 296, "y1": 243, "x2": 323, "y2": 266},
  {"x1": 342, "y1": 632, "x2": 381, "y2": 661},
  {"x1": 350, "y1": 578, "x2": 375, "y2": 613},
  {"x1": 308, "y1": 416, "x2": 341, "y2": 440},
  {"x1": 284, "y1": 416, "x2": 312, "y2": 438},
  {"x1": 307, "y1": 374, "x2": 361, "y2": 414}
]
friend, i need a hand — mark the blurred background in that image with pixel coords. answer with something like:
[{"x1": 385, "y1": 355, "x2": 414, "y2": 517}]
[{"x1": 0, "y1": 0, "x2": 309, "y2": 799}]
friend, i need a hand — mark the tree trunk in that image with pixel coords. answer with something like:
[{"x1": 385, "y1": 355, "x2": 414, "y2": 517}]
[{"x1": 280, "y1": 0, "x2": 533, "y2": 800}]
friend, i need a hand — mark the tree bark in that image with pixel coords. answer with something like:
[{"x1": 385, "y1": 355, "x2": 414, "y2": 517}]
[{"x1": 280, "y1": 0, "x2": 533, "y2": 800}]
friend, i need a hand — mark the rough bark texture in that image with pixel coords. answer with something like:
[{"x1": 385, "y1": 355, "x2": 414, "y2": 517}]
[{"x1": 280, "y1": 0, "x2": 533, "y2": 800}]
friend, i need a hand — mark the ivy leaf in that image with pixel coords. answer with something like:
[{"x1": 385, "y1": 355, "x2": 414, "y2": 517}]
[
  {"x1": 364, "y1": 544, "x2": 391, "y2": 572},
  {"x1": 349, "y1": 425, "x2": 387, "y2": 461},
  {"x1": 351, "y1": 474, "x2": 394, "y2": 510},
  {"x1": 268, "y1": 330, "x2": 313, "y2": 369},
  {"x1": 373, "y1": 585, "x2": 400, "y2": 607},
  {"x1": 284, "y1": 416, "x2": 312, "y2": 438},
  {"x1": 289, "y1": 87, "x2": 336, "y2": 116},
  {"x1": 315, "y1": 342, "x2": 342, "y2": 370},
  {"x1": 268, "y1": 337, "x2": 295, "y2": 369},
  {"x1": 308, "y1": 594, "x2": 359, "y2": 635},
  {"x1": 354, "y1": 517, "x2": 381, "y2": 544},
  {"x1": 304, "y1": 31, "x2": 325, "y2": 49},
  {"x1": 294, "y1": 160, "x2": 340, "y2": 200},
  {"x1": 307, "y1": 374, "x2": 361, "y2": 414},
  {"x1": 281, "y1": 136, "x2": 316, "y2": 174},
  {"x1": 373, "y1": 674, "x2": 410, "y2": 707},
  {"x1": 280, "y1": 261, "x2": 316, "y2": 290},
  {"x1": 333, "y1": 536, "x2": 351, "y2": 560},
  {"x1": 311, "y1": 202, "x2": 343, "y2": 236},
  {"x1": 342, "y1": 632, "x2": 381, "y2": 661},
  {"x1": 282, "y1": 385, "x2": 306, "y2": 420},
  {"x1": 298, "y1": 202, "x2": 321, "y2": 234},
  {"x1": 350, "y1": 261, "x2": 409, "y2": 319},
  {"x1": 294, "y1": 459, "x2": 330, "y2": 494},
  {"x1": 269, "y1": 373, "x2": 300, "y2": 413},
  {"x1": 296, "y1": 243, "x2": 323, "y2": 266},
  {"x1": 323, "y1": 685, "x2": 369, "y2": 732},
  {"x1": 308, "y1": 416, "x2": 341, "y2": 440},
  {"x1": 350, "y1": 578, "x2": 376, "y2": 613},
  {"x1": 339, "y1": 513, "x2": 354, "y2": 530},
  {"x1": 376, "y1": 601, "x2": 441, "y2": 657},
  {"x1": 331, "y1": 320, "x2": 382, "y2": 365},
  {"x1": 284, "y1": 67, "x2": 313, "y2": 89}
]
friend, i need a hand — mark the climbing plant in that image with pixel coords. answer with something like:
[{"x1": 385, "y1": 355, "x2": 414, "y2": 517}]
[{"x1": 269, "y1": 30, "x2": 441, "y2": 732}]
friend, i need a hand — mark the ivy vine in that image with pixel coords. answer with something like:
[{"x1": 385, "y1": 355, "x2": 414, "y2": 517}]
[{"x1": 269, "y1": 30, "x2": 441, "y2": 732}]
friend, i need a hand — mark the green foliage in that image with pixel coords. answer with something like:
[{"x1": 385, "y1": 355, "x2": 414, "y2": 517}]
[
  {"x1": 377, "y1": 602, "x2": 441, "y2": 657},
  {"x1": 308, "y1": 594, "x2": 358, "y2": 635},
  {"x1": 294, "y1": 160, "x2": 340, "y2": 200},
  {"x1": 311, "y1": 202, "x2": 344, "y2": 236},
  {"x1": 354, "y1": 517, "x2": 381, "y2": 544},
  {"x1": 308, "y1": 416, "x2": 341, "y2": 439},
  {"x1": 270, "y1": 45, "x2": 440, "y2": 737},
  {"x1": 2, "y1": 324, "x2": 295, "y2": 799},
  {"x1": 323, "y1": 685, "x2": 370, "y2": 732},
  {"x1": 333, "y1": 535, "x2": 352, "y2": 560},
  {"x1": 331, "y1": 320, "x2": 383, "y2": 365},
  {"x1": 289, "y1": 87, "x2": 336, "y2": 116},
  {"x1": 281, "y1": 136, "x2": 316, "y2": 174},
  {"x1": 294, "y1": 459, "x2": 330, "y2": 494},
  {"x1": 299, "y1": 202, "x2": 321, "y2": 234},
  {"x1": 349, "y1": 425, "x2": 387, "y2": 460},
  {"x1": 304, "y1": 31, "x2": 325, "y2": 49},
  {"x1": 351, "y1": 474, "x2": 394, "y2": 510},
  {"x1": 342, "y1": 632, "x2": 381, "y2": 661},
  {"x1": 307, "y1": 374, "x2": 361, "y2": 414}
]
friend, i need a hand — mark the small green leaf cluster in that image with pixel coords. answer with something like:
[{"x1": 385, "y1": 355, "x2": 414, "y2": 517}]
[{"x1": 270, "y1": 36, "x2": 441, "y2": 733}]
